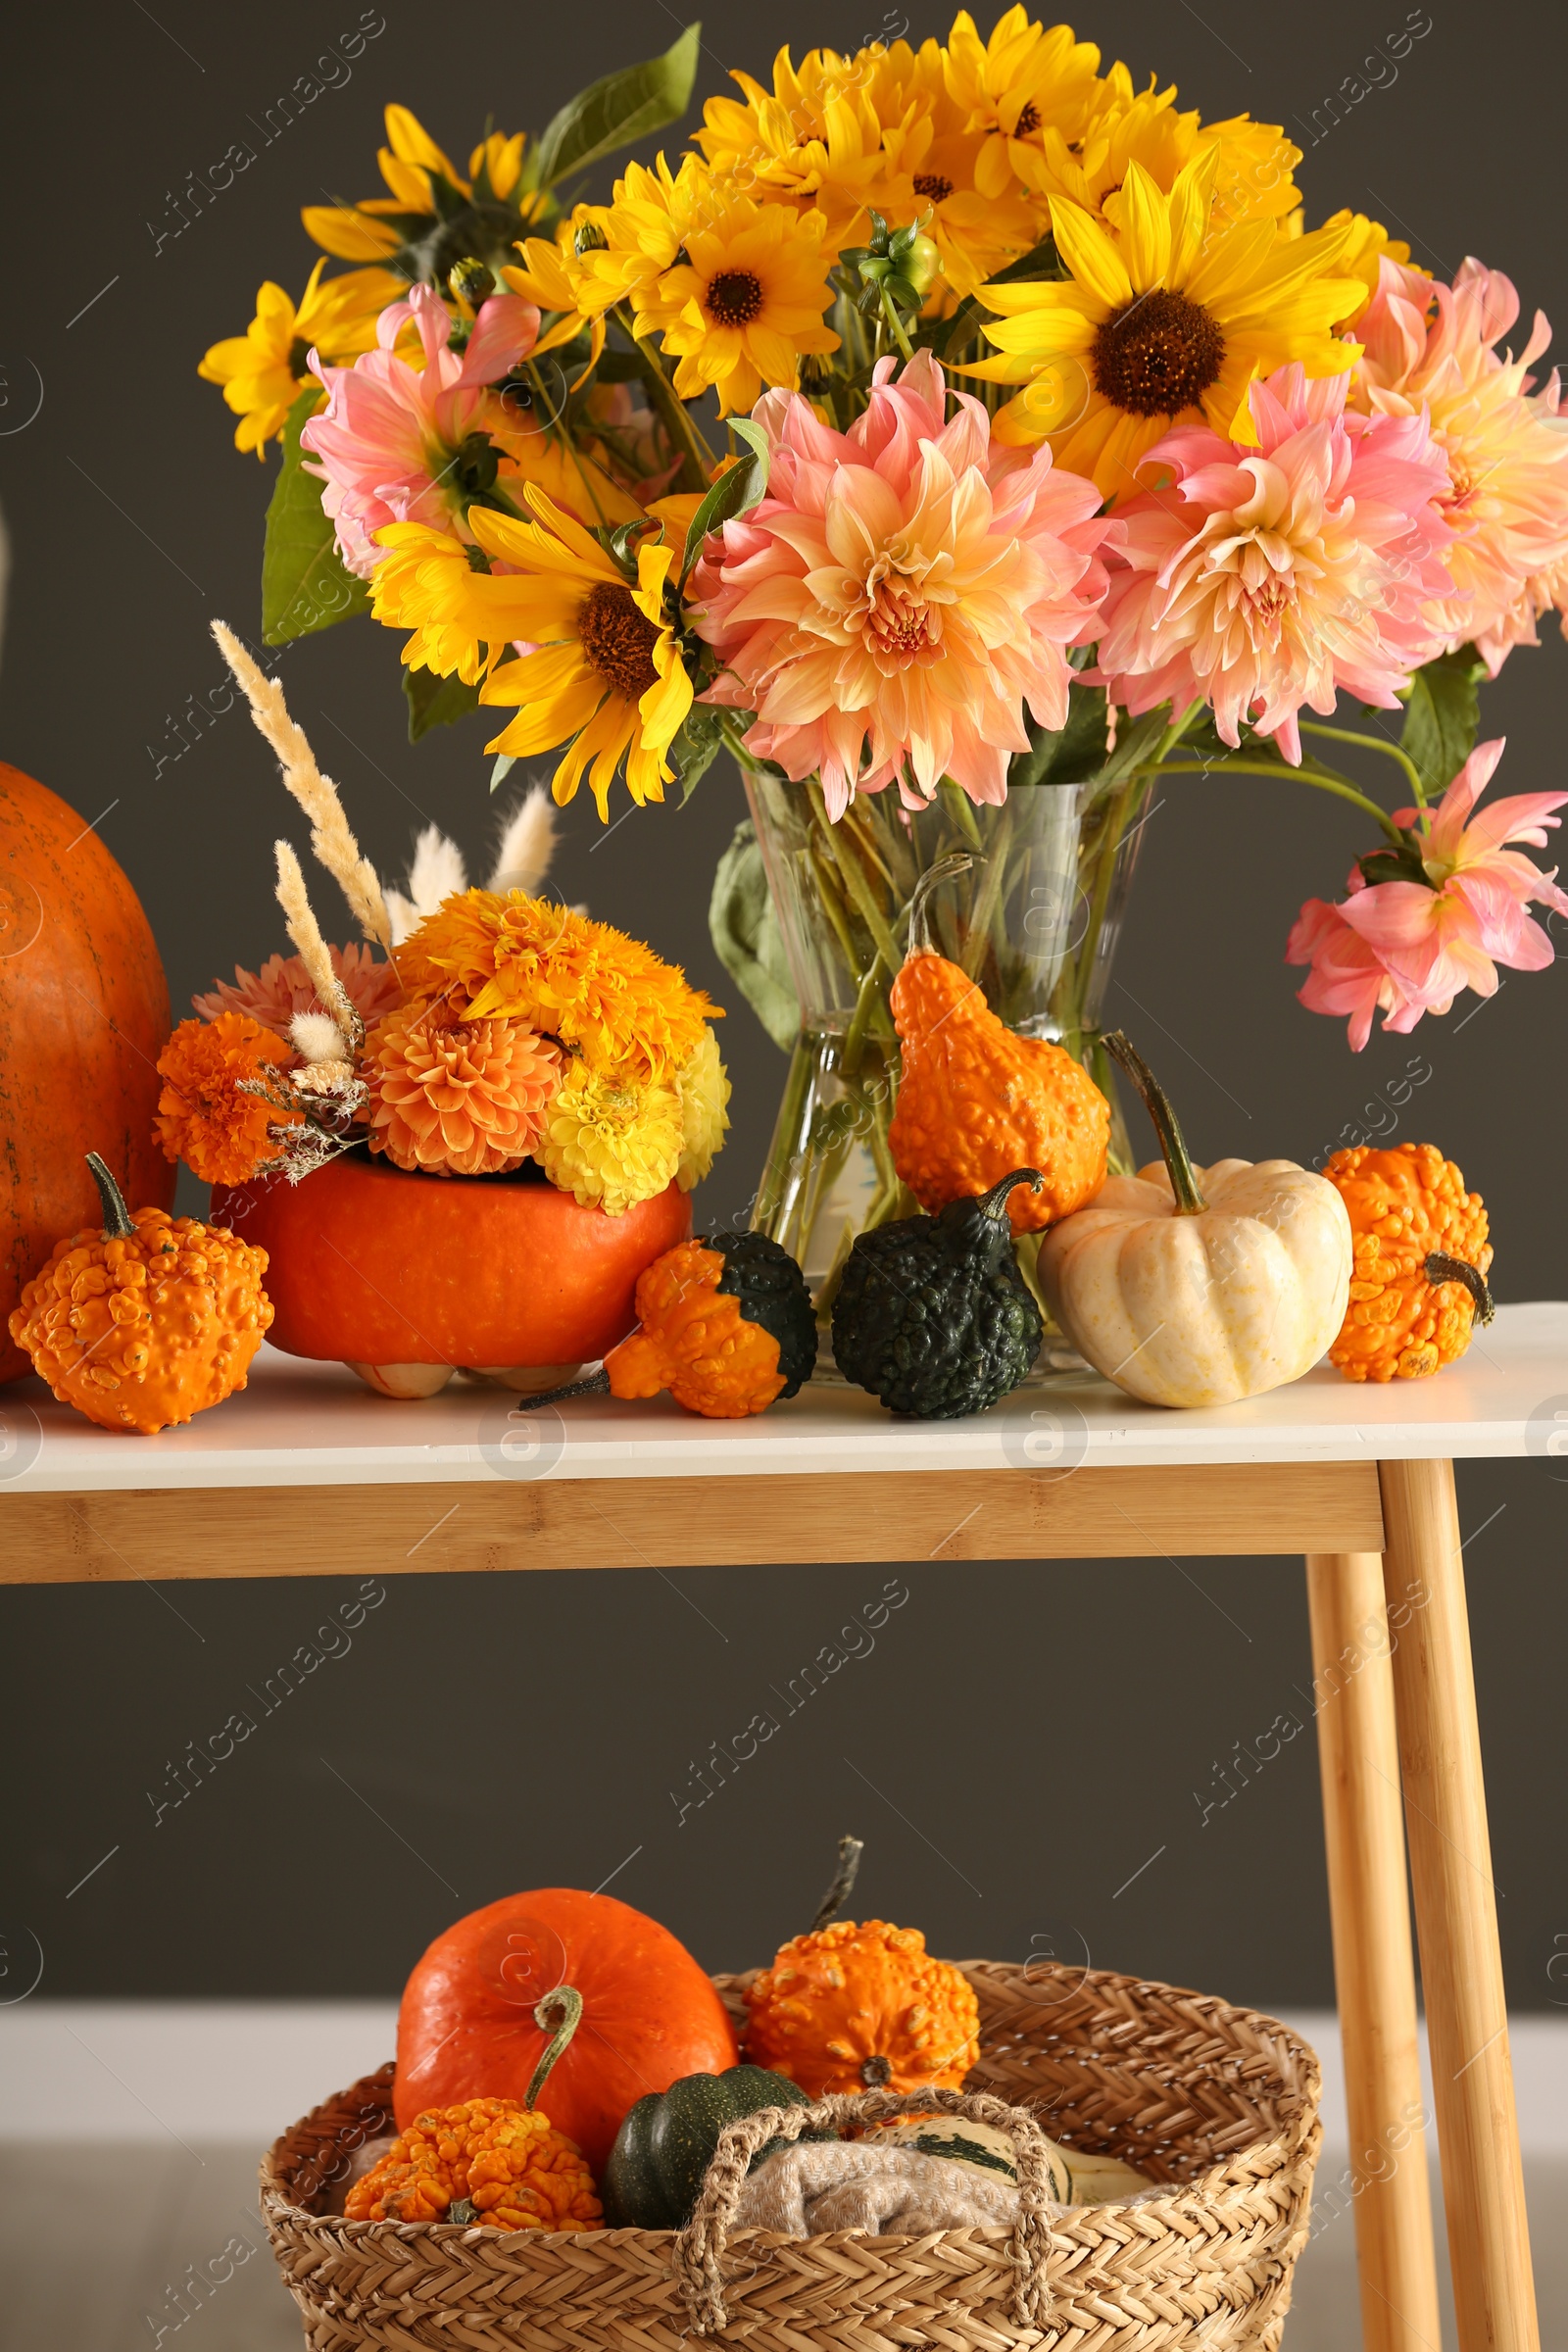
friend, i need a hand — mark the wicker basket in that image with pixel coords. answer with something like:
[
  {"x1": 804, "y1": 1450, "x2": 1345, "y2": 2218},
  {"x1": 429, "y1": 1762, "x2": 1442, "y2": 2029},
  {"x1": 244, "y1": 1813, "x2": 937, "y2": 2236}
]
[{"x1": 261, "y1": 1961, "x2": 1321, "y2": 2350}]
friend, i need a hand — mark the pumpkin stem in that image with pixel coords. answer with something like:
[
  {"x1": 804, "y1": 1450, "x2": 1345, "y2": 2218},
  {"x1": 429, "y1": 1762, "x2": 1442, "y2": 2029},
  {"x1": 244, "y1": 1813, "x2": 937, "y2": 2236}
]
[
  {"x1": 525, "y1": 1984, "x2": 584, "y2": 2111},
  {"x1": 1102, "y1": 1033, "x2": 1207, "y2": 1216},
  {"x1": 85, "y1": 1152, "x2": 136, "y2": 1241},
  {"x1": 906, "y1": 852, "x2": 979, "y2": 958},
  {"x1": 808, "y1": 1835, "x2": 864, "y2": 1935},
  {"x1": 976, "y1": 1168, "x2": 1044, "y2": 1224},
  {"x1": 515, "y1": 1368, "x2": 612, "y2": 1409},
  {"x1": 1425, "y1": 1251, "x2": 1495, "y2": 1326}
]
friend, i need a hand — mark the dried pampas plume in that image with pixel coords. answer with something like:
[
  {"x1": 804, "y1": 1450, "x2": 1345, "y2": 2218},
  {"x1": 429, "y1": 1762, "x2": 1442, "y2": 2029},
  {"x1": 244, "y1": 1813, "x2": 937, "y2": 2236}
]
[
  {"x1": 213, "y1": 620, "x2": 393, "y2": 954},
  {"x1": 382, "y1": 786, "x2": 564, "y2": 944},
  {"x1": 273, "y1": 840, "x2": 365, "y2": 1052}
]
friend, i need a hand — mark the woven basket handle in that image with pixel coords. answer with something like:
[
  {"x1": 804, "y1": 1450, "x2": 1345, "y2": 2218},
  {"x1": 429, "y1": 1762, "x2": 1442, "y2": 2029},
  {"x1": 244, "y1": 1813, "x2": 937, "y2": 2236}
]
[{"x1": 673, "y1": 2083, "x2": 1064, "y2": 2336}]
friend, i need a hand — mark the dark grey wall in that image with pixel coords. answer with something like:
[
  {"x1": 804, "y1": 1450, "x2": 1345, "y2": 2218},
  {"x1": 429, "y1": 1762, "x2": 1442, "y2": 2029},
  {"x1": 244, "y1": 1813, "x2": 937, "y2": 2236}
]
[{"x1": 1, "y1": 0, "x2": 1564, "y2": 2016}]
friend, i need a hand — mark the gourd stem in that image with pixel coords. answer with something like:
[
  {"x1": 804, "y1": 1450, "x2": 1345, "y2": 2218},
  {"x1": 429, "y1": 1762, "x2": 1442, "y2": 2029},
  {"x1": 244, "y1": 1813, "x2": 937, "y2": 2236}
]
[
  {"x1": 1425, "y1": 1251, "x2": 1495, "y2": 1325},
  {"x1": 525, "y1": 1984, "x2": 584, "y2": 2111},
  {"x1": 977, "y1": 1168, "x2": 1044, "y2": 1223},
  {"x1": 906, "y1": 852, "x2": 977, "y2": 958},
  {"x1": 516, "y1": 1368, "x2": 612, "y2": 1409},
  {"x1": 808, "y1": 1834, "x2": 864, "y2": 1935},
  {"x1": 1102, "y1": 1033, "x2": 1207, "y2": 1216},
  {"x1": 85, "y1": 1152, "x2": 135, "y2": 1240}
]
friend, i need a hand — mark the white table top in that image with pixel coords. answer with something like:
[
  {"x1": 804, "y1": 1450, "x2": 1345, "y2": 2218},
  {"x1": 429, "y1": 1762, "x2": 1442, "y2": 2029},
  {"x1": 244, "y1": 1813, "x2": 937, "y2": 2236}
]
[{"x1": 3, "y1": 1303, "x2": 1564, "y2": 1494}]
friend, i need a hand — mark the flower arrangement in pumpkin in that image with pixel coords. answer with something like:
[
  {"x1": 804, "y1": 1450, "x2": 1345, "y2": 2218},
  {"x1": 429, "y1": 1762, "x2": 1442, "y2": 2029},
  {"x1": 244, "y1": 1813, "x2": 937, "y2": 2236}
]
[
  {"x1": 153, "y1": 622, "x2": 728, "y2": 1216},
  {"x1": 199, "y1": 11, "x2": 1568, "y2": 1061}
]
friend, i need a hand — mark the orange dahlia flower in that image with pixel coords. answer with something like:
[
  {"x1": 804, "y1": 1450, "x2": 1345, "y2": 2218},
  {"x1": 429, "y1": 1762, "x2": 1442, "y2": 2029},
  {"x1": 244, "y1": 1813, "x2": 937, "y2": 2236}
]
[
  {"x1": 155, "y1": 1012, "x2": 298, "y2": 1186},
  {"x1": 366, "y1": 999, "x2": 561, "y2": 1177}
]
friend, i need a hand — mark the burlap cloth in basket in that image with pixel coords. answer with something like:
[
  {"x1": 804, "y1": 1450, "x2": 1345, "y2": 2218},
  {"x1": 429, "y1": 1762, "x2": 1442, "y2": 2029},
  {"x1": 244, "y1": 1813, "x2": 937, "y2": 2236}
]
[{"x1": 260, "y1": 1960, "x2": 1322, "y2": 2351}]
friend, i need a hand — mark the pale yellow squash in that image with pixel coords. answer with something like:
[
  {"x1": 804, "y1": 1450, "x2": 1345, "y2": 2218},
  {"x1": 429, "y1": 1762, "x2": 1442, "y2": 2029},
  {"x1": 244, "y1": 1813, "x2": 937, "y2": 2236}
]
[{"x1": 1040, "y1": 1035, "x2": 1351, "y2": 1409}]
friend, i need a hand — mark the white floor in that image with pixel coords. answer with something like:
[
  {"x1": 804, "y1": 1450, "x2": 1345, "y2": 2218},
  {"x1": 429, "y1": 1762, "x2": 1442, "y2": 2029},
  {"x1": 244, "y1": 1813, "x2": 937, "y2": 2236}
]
[{"x1": 4, "y1": 2004, "x2": 1564, "y2": 2349}]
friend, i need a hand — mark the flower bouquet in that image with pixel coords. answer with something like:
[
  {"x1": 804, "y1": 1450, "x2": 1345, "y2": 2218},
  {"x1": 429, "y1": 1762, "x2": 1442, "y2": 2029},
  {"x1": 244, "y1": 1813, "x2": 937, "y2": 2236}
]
[
  {"x1": 202, "y1": 8, "x2": 1568, "y2": 1295},
  {"x1": 153, "y1": 626, "x2": 728, "y2": 1394}
]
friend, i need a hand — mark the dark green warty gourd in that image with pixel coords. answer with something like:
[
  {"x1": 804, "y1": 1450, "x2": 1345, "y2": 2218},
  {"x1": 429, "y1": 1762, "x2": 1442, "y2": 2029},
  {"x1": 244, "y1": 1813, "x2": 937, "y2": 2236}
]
[{"x1": 831, "y1": 1169, "x2": 1045, "y2": 1418}]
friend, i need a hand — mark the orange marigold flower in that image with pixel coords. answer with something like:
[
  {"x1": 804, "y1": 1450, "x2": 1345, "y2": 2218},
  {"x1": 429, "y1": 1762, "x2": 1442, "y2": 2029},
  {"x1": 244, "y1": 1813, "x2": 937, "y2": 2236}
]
[
  {"x1": 466, "y1": 2108, "x2": 604, "y2": 2232},
  {"x1": 397, "y1": 889, "x2": 721, "y2": 1081},
  {"x1": 154, "y1": 1012, "x2": 298, "y2": 1186},
  {"x1": 366, "y1": 998, "x2": 562, "y2": 1177},
  {"x1": 346, "y1": 2097, "x2": 522, "y2": 2223}
]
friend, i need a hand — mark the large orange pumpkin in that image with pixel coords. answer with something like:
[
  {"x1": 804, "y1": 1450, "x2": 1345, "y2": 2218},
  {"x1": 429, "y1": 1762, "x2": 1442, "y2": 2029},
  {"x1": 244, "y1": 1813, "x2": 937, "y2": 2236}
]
[
  {"x1": 0, "y1": 766, "x2": 172, "y2": 1381},
  {"x1": 211, "y1": 1153, "x2": 691, "y2": 1370},
  {"x1": 394, "y1": 1887, "x2": 740, "y2": 2173}
]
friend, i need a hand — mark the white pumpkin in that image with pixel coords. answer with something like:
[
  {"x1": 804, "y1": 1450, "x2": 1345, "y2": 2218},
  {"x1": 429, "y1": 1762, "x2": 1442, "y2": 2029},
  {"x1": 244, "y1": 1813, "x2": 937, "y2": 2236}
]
[{"x1": 1040, "y1": 1036, "x2": 1352, "y2": 1409}]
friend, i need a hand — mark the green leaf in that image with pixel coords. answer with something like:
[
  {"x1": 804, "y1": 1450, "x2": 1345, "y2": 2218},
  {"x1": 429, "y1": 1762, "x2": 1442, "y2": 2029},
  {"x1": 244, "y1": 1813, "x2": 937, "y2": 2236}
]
[
  {"x1": 261, "y1": 392, "x2": 369, "y2": 647},
  {"x1": 680, "y1": 417, "x2": 769, "y2": 583},
  {"x1": 669, "y1": 700, "x2": 726, "y2": 803},
  {"x1": 709, "y1": 818, "x2": 799, "y2": 1051},
  {"x1": 403, "y1": 666, "x2": 481, "y2": 743},
  {"x1": 533, "y1": 24, "x2": 701, "y2": 190},
  {"x1": 1009, "y1": 680, "x2": 1114, "y2": 787},
  {"x1": 1400, "y1": 645, "x2": 1485, "y2": 797}
]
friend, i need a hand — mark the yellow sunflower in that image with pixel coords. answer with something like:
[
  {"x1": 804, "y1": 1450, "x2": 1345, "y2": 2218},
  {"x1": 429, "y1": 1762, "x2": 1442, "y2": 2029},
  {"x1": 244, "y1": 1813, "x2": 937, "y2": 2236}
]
[
  {"x1": 302, "y1": 105, "x2": 539, "y2": 270},
  {"x1": 538, "y1": 1062, "x2": 684, "y2": 1216},
  {"x1": 941, "y1": 7, "x2": 1103, "y2": 200},
  {"x1": 869, "y1": 39, "x2": 1039, "y2": 302},
  {"x1": 456, "y1": 489, "x2": 694, "y2": 815},
  {"x1": 1024, "y1": 66, "x2": 1300, "y2": 236},
  {"x1": 197, "y1": 257, "x2": 398, "y2": 454},
  {"x1": 971, "y1": 152, "x2": 1363, "y2": 500},
  {"x1": 642, "y1": 190, "x2": 840, "y2": 416},
  {"x1": 695, "y1": 45, "x2": 898, "y2": 242}
]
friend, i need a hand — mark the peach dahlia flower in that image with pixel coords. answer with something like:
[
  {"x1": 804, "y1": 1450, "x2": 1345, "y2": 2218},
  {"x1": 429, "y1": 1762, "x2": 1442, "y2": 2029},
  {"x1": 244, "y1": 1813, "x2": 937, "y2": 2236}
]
[
  {"x1": 1093, "y1": 364, "x2": 1453, "y2": 762},
  {"x1": 690, "y1": 350, "x2": 1112, "y2": 815},
  {"x1": 1287, "y1": 739, "x2": 1568, "y2": 1049},
  {"x1": 1351, "y1": 257, "x2": 1568, "y2": 672},
  {"x1": 366, "y1": 999, "x2": 562, "y2": 1178}
]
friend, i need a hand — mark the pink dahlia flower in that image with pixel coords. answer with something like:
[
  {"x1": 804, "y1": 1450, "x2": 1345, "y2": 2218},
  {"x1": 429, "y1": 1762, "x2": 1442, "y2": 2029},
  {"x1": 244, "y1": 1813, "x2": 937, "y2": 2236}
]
[
  {"x1": 1093, "y1": 365, "x2": 1453, "y2": 762},
  {"x1": 192, "y1": 945, "x2": 403, "y2": 1030},
  {"x1": 301, "y1": 284, "x2": 540, "y2": 577},
  {"x1": 1351, "y1": 257, "x2": 1568, "y2": 672},
  {"x1": 690, "y1": 350, "x2": 1113, "y2": 815},
  {"x1": 1286, "y1": 738, "x2": 1568, "y2": 1048}
]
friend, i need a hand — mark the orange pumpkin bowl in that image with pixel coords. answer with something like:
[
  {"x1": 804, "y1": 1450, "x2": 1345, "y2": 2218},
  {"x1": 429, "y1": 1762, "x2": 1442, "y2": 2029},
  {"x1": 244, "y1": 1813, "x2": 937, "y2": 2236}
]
[{"x1": 210, "y1": 1154, "x2": 692, "y2": 1371}]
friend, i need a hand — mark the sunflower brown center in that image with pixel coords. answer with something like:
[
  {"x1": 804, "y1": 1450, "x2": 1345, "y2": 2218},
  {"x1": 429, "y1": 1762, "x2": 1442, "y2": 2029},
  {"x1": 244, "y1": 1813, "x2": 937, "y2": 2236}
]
[
  {"x1": 1014, "y1": 101, "x2": 1041, "y2": 135},
  {"x1": 1091, "y1": 288, "x2": 1225, "y2": 419},
  {"x1": 912, "y1": 172, "x2": 954, "y2": 203},
  {"x1": 578, "y1": 582, "x2": 660, "y2": 699},
  {"x1": 705, "y1": 268, "x2": 764, "y2": 325}
]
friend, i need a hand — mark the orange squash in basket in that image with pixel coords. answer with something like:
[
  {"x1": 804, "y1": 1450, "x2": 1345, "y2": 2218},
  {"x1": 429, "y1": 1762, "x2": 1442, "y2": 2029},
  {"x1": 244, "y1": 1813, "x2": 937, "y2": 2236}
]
[{"x1": 394, "y1": 1888, "x2": 739, "y2": 2173}]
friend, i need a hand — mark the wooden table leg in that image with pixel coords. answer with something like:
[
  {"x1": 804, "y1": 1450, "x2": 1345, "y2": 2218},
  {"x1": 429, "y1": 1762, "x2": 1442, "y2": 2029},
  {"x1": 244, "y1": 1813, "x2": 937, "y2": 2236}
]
[
  {"x1": 1306, "y1": 1550, "x2": 1443, "y2": 2352},
  {"x1": 1380, "y1": 1457, "x2": 1540, "y2": 2352}
]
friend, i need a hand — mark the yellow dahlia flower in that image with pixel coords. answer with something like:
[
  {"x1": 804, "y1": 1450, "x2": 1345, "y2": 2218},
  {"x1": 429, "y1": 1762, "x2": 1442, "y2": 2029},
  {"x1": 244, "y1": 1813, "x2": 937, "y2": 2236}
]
[
  {"x1": 675, "y1": 1028, "x2": 732, "y2": 1191},
  {"x1": 455, "y1": 490, "x2": 693, "y2": 814},
  {"x1": 396, "y1": 890, "x2": 721, "y2": 1082},
  {"x1": 539, "y1": 1062, "x2": 683, "y2": 1216},
  {"x1": 197, "y1": 258, "x2": 399, "y2": 454},
  {"x1": 972, "y1": 151, "x2": 1362, "y2": 500},
  {"x1": 942, "y1": 8, "x2": 1103, "y2": 199}
]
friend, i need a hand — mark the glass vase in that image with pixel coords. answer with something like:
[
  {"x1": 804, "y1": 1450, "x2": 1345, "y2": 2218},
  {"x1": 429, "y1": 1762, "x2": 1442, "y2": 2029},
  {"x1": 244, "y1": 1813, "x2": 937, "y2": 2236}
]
[{"x1": 744, "y1": 765, "x2": 1152, "y2": 1337}]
